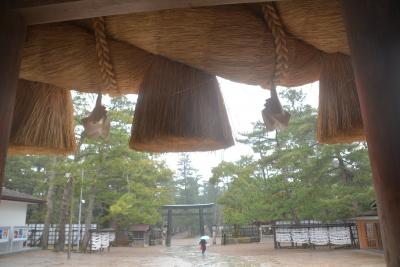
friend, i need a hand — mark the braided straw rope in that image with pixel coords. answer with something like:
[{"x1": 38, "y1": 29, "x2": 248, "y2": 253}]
[
  {"x1": 262, "y1": 2, "x2": 289, "y2": 85},
  {"x1": 92, "y1": 17, "x2": 118, "y2": 93}
]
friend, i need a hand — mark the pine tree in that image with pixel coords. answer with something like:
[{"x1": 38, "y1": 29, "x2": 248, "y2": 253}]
[
  {"x1": 175, "y1": 153, "x2": 200, "y2": 204},
  {"x1": 216, "y1": 89, "x2": 375, "y2": 225}
]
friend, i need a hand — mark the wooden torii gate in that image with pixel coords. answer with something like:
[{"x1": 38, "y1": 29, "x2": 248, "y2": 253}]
[{"x1": 162, "y1": 203, "x2": 214, "y2": 247}]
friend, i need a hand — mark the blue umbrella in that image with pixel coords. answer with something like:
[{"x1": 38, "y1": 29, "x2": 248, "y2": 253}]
[{"x1": 200, "y1": 235, "x2": 210, "y2": 240}]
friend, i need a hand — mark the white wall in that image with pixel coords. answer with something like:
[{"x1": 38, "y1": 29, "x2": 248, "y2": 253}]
[{"x1": 0, "y1": 200, "x2": 27, "y2": 227}]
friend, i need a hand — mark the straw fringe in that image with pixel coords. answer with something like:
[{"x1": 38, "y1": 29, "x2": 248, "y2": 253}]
[
  {"x1": 276, "y1": 0, "x2": 349, "y2": 55},
  {"x1": 317, "y1": 53, "x2": 364, "y2": 144},
  {"x1": 104, "y1": 5, "x2": 321, "y2": 88},
  {"x1": 130, "y1": 56, "x2": 234, "y2": 152},
  {"x1": 20, "y1": 23, "x2": 155, "y2": 95},
  {"x1": 9, "y1": 79, "x2": 76, "y2": 155}
]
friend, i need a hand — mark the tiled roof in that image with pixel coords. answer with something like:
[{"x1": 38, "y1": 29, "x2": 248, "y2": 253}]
[
  {"x1": 353, "y1": 216, "x2": 379, "y2": 221},
  {"x1": 1, "y1": 188, "x2": 46, "y2": 204},
  {"x1": 130, "y1": 224, "x2": 150, "y2": 232}
]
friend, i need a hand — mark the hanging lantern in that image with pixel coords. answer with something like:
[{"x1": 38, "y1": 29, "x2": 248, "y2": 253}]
[{"x1": 130, "y1": 56, "x2": 234, "y2": 152}]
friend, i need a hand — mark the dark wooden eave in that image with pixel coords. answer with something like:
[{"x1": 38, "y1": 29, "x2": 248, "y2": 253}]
[
  {"x1": 12, "y1": 0, "x2": 274, "y2": 25},
  {"x1": 0, "y1": 187, "x2": 46, "y2": 204}
]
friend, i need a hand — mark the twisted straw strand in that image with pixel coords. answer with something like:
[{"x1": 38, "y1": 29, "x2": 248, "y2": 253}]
[
  {"x1": 93, "y1": 17, "x2": 118, "y2": 93},
  {"x1": 262, "y1": 2, "x2": 289, "y2": 85}
]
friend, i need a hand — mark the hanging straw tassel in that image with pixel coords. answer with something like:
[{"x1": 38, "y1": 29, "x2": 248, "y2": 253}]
[
  {"x1": 130, "y1": 56, "x2": 234, "y2": 152},
  {"x1": 9, "y1": 79, "x2": 76, "y2": 155},
  {"x1": 317, "y1": 53, "x2": 364, "y2": 143}
]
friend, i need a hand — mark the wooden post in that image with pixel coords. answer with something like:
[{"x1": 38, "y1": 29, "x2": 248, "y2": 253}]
[
  {"x1": 212, "y1": 225, "x2": 217, "y2": 245},
  {"x1": 166, "y1": 208, "x2": 172, "y2": 247},
  {"x1": 67, "y1": 175, "x2": 75, "y2": 259},
  {"x1": 349, "y1": 224, "x2": 355, "y2": 248},
  {"x1": 342, "y1": 1, "x2": 400, "y2": 265},
  {"x1": 272, "y1": 226, "x2": 277, "y2": 249},
  {"x1": 199, "y1": 208, "x2": 205, "y2": 236},
  {"x1": 0, "y1": 5, "x2": 26, "y2": 195}
]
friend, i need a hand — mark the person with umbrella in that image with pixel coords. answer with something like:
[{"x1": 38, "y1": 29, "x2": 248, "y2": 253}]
[{"x1": 199, "y1": 235, "x2": 209, "y2": 255}]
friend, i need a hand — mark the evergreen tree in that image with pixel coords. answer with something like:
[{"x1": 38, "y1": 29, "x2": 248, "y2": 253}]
[
  {"x1": 5, "y1": 93, "x2": 175, "y2": 249},
  {"x1": 175, "y1": 153, "x2": 200, "y2": 204},
  {"x1": 173, "y1": 153, "x2": 202, "y2": 236},
  {"x1": 215, "y1": 89, "x2": 375, "y2": 225}
]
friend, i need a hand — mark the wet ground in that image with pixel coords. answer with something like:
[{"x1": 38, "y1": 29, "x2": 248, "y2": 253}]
[
  {"x1": 0, "y1": 238, "x2": 385, "y2": 267},
  {"x1": 165, "y1": 244, "x2": 265, "y2": 267}
]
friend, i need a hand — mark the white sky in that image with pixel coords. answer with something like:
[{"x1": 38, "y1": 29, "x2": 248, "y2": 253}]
[
  {"x1": 81, "y1": 78, "x2": 318, "y2": 180},
  {"x1": 161, "y1": 78, "x2": 320, "y2": 180}
]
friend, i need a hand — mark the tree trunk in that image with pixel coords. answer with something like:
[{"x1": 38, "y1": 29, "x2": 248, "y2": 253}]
[
  {"x1": 81, "y1": 145, "x2": 103, "y2": 252},
  {"x1": 184, "y1": 162, "x2": 189, "y2": 203},
  {"x1": 276, "y1": 131, "x2": 300, "y2": 224},
  {"x1": 41, "y1": 157, "x2": 57, "y2": 249},
  {"x1": 56, "y1": 176, "x2": 73, "y2": 252},
  {"x1": 335, "y1": 148, "x2": 352, "y2": 184},
  {"x1": 290, "y1": 207, "x2": 300, "y2": 224},
  {"x1": 81, "y1": 182, "x2": 96, "y2": 252}
]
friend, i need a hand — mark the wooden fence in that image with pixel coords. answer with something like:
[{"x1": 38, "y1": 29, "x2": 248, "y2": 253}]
[
  {"x1": 272, "y1": 223, "x2": 359, "y2": 249},
  {"x1": 221, "y1": 225, "x2": 261, "y2": 245},
  {"x1": 27, "y1": 224, "x2": 97, "y2": 247}
]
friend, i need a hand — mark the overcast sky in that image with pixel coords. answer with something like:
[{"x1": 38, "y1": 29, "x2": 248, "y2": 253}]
[
  {"x1": 98, "y1": 78, "x2": 318, "y2": 180},
  {"x1": 161, "y1": 78, "x2": 320, "y2": 180}
]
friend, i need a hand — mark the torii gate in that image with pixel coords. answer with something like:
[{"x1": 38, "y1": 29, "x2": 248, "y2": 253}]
[{"x1": 162, "y1": 203, "x2": 214, "y2": 246}]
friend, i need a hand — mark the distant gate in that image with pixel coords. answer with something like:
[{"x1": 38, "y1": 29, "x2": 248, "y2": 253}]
[{"x1": 162, "y1": 203, "x2": 214, "y2": 246}]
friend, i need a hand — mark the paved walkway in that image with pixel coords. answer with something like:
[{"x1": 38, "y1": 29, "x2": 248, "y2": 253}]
[
  {"x1": 0, "y1": 239, "x2": 385, "y2": 267},
  {"x1": 166, "y1": 244, "x2": 265, "y2": 266}
]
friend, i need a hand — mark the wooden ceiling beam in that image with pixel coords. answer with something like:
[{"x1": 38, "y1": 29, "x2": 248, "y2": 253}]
[{"x1": 12, "y1": 0, "x2": 274, "y2": 25}]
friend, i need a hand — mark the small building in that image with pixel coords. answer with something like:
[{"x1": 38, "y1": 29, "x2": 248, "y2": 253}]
[
  {"x1": 128, "y1": 224, "x2": 150, "y2": 247},
  {"x1": 0, "y1": 188, "x2": 45, "y2": 254},
  {"x1": 353, "y1": 210, "x2": 383, "y2": 251}
]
